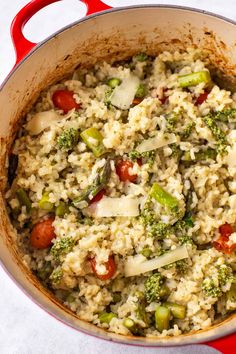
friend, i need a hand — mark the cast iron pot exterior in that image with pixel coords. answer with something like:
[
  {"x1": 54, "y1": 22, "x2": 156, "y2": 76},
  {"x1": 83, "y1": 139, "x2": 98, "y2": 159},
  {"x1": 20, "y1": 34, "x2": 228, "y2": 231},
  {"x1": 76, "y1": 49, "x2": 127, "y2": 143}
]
[{"x1": 0, "y1": 0, "x2": 235, "y2": 349}]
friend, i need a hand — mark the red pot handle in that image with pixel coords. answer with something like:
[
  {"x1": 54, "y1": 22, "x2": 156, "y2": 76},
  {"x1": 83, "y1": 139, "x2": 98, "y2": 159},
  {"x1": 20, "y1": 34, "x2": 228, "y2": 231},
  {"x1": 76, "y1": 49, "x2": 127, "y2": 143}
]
[
  {"x1": 206, "y1": 332, "x2": 236, "y2": 354},
  {"x1": 10, "y1": 0, "x2": 112, "y2": 65}
]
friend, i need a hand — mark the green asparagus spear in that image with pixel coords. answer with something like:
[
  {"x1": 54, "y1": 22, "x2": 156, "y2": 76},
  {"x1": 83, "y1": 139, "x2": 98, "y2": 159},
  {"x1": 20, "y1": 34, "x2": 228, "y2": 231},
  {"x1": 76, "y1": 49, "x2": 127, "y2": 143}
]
[
  {"x1": 182, "y1": 148, "x2": 217, "y2": 162},
  {"x1": 73, "y1": 159, "x2": 111, "y2": 208},
  {"x1": 178, "y1": 71, "x2": 211, "y2": 87},
  {"x1": 80, "y1": 127, "x2": 106, "y2": 157},
  {"x1": 150, "y1": 182, "x2": 179, "y2": 214}
]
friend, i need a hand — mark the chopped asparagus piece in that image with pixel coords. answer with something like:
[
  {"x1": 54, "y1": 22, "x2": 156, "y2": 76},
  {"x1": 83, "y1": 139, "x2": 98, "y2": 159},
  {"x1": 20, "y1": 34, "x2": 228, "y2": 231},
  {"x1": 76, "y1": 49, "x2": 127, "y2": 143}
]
[
  {"x1": 73, "y1": 159, "x2": 111, "y2": 208},
  {"x1": 178, "y1": 71, "x2": 211, "y2": 87},
  {"x1": 55, "y1": 201, "x2": 69, "y2": 217},
  {"x1": 150, "y1": 182, "x2": 179, "y2": 214},
  {"x1": 99, "y1": 312, "x2": 117, "y2": 324},
  {"x1": 155, "y1": 306, "x2": 171, "y2": 332},
  {"x1": 163, "y1": 302, "x2": 186, "y2": 319},
  {"x1": 182, "y1": 148, "x2": 217, "y2": 162},
  {"x1": 135, "y1": 84, "x2": 146, "y2": 98},
  {"x1": 80, "y1": 127, "x2": 106, "y2": 157},
  {"x1": 16, "y1": 188, "x2": 32, "y2": 213},
  {"x1": 123, "y1": 318, "x2": 140, "y2": 334},
  {"x1": 38, "y1": 193, "x2": 54, "y2": 211}
]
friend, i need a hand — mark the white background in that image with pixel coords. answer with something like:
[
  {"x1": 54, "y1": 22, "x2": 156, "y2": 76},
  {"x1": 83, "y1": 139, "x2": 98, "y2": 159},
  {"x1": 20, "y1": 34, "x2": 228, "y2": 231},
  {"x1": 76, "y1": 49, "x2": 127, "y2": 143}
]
[{"x1": 0, "y1": 1, "x2": 234, "y2": 353}]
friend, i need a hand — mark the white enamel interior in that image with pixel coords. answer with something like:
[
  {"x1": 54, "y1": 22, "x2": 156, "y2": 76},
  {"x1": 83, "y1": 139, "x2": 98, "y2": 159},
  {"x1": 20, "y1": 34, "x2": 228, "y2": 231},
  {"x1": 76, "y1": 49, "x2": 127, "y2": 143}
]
[{"x1": 0, "y1": 6, "x2": 236, "y2": 346}]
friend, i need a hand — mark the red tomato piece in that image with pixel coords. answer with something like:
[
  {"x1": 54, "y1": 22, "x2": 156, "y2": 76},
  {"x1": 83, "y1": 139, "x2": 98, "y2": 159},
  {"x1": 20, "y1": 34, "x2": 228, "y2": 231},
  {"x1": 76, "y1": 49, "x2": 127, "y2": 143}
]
[
  {"x1": 90, "y1": 255, "x2": 116, "y2": 280},
  {"x1": 219, "y1": 223, "x2": 233, "y2": 238},
  {"x1": 30, "y1": 216, "x2": 56, "y2": 249},
  {"x1": 213, "y1": 223, "x2": 235, "y2": 254},
  {"x1": 90, "y1": 189, "x2": 106, "y2": 204},
  {"x1": 52, "y1": 90, "x2": 81, "y2": 113},
  {"x1": 132, "y1": 97, "x2": 143, "y2": 106},
  {"x1": 137, "y1": 158, "x2": 142, "y2": 166},
  {"x1": 116, "y1": 160, "x2": 137, "y2": 182},
  {"x1": 195, "y1": 92, "x2": 208, "y2": 105}
]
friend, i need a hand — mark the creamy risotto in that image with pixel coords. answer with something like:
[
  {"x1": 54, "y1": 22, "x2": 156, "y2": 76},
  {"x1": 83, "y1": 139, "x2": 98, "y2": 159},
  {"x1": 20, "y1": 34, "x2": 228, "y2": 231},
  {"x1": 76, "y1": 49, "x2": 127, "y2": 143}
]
[{"x1": 6, "y1": 49, "x2": 236, "y2": 337}]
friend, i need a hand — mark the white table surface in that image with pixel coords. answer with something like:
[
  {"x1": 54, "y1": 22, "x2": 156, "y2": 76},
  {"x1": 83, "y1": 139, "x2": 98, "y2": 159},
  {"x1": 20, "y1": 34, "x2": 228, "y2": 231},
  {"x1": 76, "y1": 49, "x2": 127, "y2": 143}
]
[{"x1": 0, "y1": 1, "x2": 235, "y2": 353}]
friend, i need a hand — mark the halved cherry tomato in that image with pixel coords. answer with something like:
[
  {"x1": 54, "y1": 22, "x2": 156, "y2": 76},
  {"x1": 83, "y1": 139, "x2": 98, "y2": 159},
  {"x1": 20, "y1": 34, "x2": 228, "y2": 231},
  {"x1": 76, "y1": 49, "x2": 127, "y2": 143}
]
[
  {"x1": 52, "y1": 90, "x2": 81, "y2": 113},
  {"x1": 90, "y1": 189, "x2": 106, "y2": 204},
  {"x1": 90, "y1": 255, "x2": 116, "y2": 280},
  {"x1": 213, "y1": 223, "x2": 236, "y2": 254},
  {"x1": 30, "y1": 216, "x2": 56, "y2": 249},
  {"x1": 132, "y1": 97, "x2": 143, "y2": 106},
  {"x1": 195, "y1": 92, "x2": 208, "y2": 105},
  {"x1": 219, "y1": 223, "x2": 233, "y2": 238},
  {"x1": 116, "y1": 160, "x2": 138, "y2": 182}
]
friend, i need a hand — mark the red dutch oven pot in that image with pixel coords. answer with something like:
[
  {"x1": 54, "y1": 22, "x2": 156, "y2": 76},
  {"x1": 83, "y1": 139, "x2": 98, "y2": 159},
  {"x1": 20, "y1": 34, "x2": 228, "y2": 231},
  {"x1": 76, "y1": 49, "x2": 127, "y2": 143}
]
[{"x1": 0, "y1": 1, "x2": 236, "y2": 352}]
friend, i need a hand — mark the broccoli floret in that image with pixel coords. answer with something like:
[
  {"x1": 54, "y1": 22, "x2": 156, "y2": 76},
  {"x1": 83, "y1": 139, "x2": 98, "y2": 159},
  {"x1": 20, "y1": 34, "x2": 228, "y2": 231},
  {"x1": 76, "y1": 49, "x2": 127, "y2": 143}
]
[
  {"x1": 218, "y1": 264, "x2": 233, "y2": 286},
  {"x1": 129, "y1": 150, "x2": 156, "y2": 166},
  {"x1": 175, "y1": 259, "x2": 189, "y2": 274},
  {"x1": 140, "y1": 198, "x2": 156, "y2": 226},
  {"x1": 202, "y1": 278, "x2": 222, "y2": 298},
  {"x1": 163, "y1": 259, "x2": 188, "y2": 274},
  {"x1": 202, "y1": 264, "x2": 233, "y2": 298},
  {"x1": 180, "y1": 122, "x2": 195, "y2": 139},
  {"x1": 213, "y1": 108, "x2": 236, "y2": 122},
  {"x1": 174, "y1": 218, "x2": 193, "y2": 233},
  {"x1": 148, "y1": 222, "x2": 170, "y2": 239},
  {"x1": 170, "y1": 143, "x2": 182, "y2": 160},
  {"x1": 172, "y1": 217, "x2": 194, "y2": 245},
  {"x1": 144, "y1": 273, "x2": 164, "y2": 303},
  {"x1": 57, "y1": 128, "x2": 79, "y2": 151},
  {"x1": 140, "y1": 200, "x2": 170, "y2": 239},
  {"x1": 166, "y1": 112, "x2": 178, "y2": 133},
  {"x1": 49, "y1": 267, "x2": 63, "y2": 285},
  {"x1": 50, "y1": 237, "x2": 75, "y2": 261},
  {"x1": 178, "y1": 234, "x2": 193, "y2": 245},
  {"x1": 202, "y1": 115, "x2": 228, "y2": 154}
]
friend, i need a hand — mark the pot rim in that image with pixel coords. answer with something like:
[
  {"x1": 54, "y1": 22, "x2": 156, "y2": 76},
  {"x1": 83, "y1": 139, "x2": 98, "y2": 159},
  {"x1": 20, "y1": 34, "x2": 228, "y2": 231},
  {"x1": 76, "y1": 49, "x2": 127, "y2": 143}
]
[
  {"x1": 1, "y1": 3, "x2": 236, "y2": 347},
  {"x1": 2, "y1": 3, "x2": 236, "y2": 90}
]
